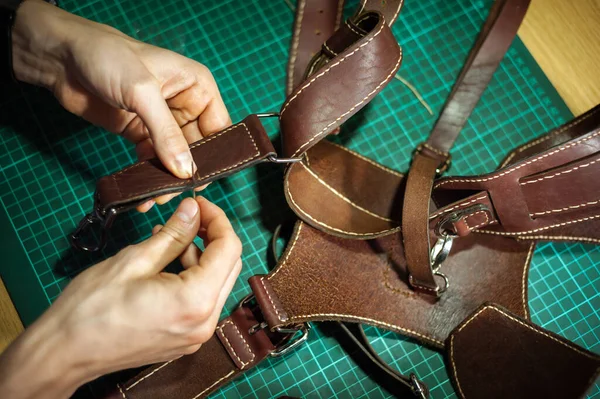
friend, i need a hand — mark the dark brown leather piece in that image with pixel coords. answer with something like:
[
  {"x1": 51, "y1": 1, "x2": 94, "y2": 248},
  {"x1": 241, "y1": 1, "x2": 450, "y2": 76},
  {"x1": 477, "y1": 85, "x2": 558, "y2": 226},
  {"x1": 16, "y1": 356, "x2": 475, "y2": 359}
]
[
  {"x1": 279, "y1": 12, "x2": 402, "y2": 158},
  {"x1": 256, "y1": 221, "x2": 532, "y2": 347},
  {"x1": 447, "y1": 304, "x2": 600, "y2": 399},
  {"x1": 520, "y1": 153, "x2": 600, "y2": 219},
  {"x1": 96, "y1": 115, "x2": 276, "y2": 212},
  {"x1": 104, "y1": 306, "x2": 279, "y2": 399},
  {"x1": 434, "y1": 128, "x2": 600, "y2": 235},
  {"x1": 500, "y1": 104, "x2": 600, "y2": 168},
  {"x1": 286, "y1": 0, "x2": 344, "y2": 94},
  {"x1": 427, "y1": 0, "x2": 531, "y2": 153}
]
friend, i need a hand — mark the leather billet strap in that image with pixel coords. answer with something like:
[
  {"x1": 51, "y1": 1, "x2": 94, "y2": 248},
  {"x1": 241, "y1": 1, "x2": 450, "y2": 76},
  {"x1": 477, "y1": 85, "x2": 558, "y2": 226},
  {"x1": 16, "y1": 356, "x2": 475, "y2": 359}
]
[
  {"x1": 401, "y1": 0, "x2": 531, "y2": 295},
  {"x1": 447, "y1": 304, "x2": 600, "y2": 399},
  {"x1": 104, "y1": 305, "x2": 292, "y2": 399},
  {"x1": 279, "y1": 11, "x2": 402, "y2": 158},
  {"x1": 94, "y1": 115, "x2": 275, "y2": 214}
]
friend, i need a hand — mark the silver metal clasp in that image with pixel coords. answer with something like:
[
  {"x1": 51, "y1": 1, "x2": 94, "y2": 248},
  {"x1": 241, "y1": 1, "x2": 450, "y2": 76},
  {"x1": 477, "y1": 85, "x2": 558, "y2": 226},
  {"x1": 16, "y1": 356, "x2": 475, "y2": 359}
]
[
  {"x1": 70, "y1": 206, "x2": 117, "y2": 252},
  {"x1": 256, "y1": 112, "x2": 303, "y2": 164},
  {"x1": 238, "y1": 293, "x2": 311, "y2": 357}
]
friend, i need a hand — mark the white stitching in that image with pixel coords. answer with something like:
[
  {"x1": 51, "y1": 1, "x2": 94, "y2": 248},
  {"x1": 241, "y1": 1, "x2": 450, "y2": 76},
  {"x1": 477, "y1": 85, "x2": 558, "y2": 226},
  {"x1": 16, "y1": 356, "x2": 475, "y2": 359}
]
[
  {"x1": 299, "y1": 162, "x2": 397, "y2": 222},
  {"x1": 434, "y1": 130, "x2": 600, "y2": 189},
  {"x1": 327, "y1": 142, "x2": 404, "y2": 177},
  {"x1": 281, "y1": 21, "x2": 386, "y2": 117},
  {"x1": 322, "y1": 42, "x2": 338, "y2": 56},
  {"x1": 287, "y1": 313, "x2": 443, "y2": 347},
  {"x1": 449, "y1": 336, "x2": 465, "y2": 399},
  {"x1": 117, "y1": 123, "x2": 260, "y2": 199},
  {"x1": 261, "y1": 277, "x2": 283, "y2": 322},
  {"x1": 217, "y1": 320, "x2": 255, "y2": 369},
  {"x1": 291, "y1": 53, "x2": 402, "y2": 157},
  {"x1": 476, "y1": 214, "x2": 600, "y2": 236},
  {"x1": 390, "y1": 0, "x2": 405, "y2": 24},
  {"x1": 463, "y1": 210, "x2": 490, "y2": 230},
  {"x1": 458, "y1": 306, "x2": 599, "y2": 359},
  {"x1": 268, "y1": 222, "x2": 304, "y2": 279},
  {"x1": 125, "y1": 360, "x2": 174, "y2": 390},
  {"x1": 520, "y1": 157, "x2": 600, "y2": 186},
  {"x1": 287, "y1": 0, "x2": 306, "y2": 94},
  {"x1": 344, "y1": 20, "x2": 366, "y2": 36},
  {"x1": 500, "y1": 107, "x2": 600, "y2": 168},
  {"x1": 286, "y1": 177, "x2": 400, "y2": 236},
  {"x1": 530, "y1": 199, "x2": 599, "y2": 217},
  {"x1": 117, "y1": 384, "x2": 127, "y2": 399},
  {"x1": 429, "y1": 195, "x2": 488, "y2": 220},
  {"x1": 522, "y1": 243, "x2": 534, "y2": 318},
  {"x1": 516, "y1": 235, "x2": 600, "y2": 243},
  {"x1": 267, "y1": 223, "x2": 442, "y2": 347},
  {"x1": 191, "y1": 370, "x2": 235, "y2": 399}
]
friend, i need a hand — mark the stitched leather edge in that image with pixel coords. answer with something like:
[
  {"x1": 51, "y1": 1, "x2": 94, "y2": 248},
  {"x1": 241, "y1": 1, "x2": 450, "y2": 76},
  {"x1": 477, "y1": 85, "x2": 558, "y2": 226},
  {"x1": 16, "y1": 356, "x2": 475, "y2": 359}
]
[
  {"x1": 530, "y1": 199, "x2": 599, "y2": 217},
  {"x1": 191, "y1": 370, "x2": 235, "y2": 399},
  {"x1": 286, "y1": 0, "x2": 306, "y2": 94},
  {"x1": 281, "y1": 21, "x2": 386, "y2": 116},
  {"x1": 298, "y1": 162, "x2": 397, "y2": 222},
  {"x1": 499, "y1": 107, "x2": 600, "y2": 168},
  {"x1": 217, "y1": 320, "x2": 255, "y2": 369},
  {"x1": 290, "y1": 53, "x2": 402, "y2": 157},
  {"x1": 476, "y1": 214, "x2": 600, "y2": 236},
  {"x1": 435, "y1": 130, "x2": 600, "y2": 189},
  {"x1": 520, "y1": 157, "x2": 599, "y2": 186},
  {"x1": 125, "y1": 360, "x2": 174, "y2": 390}
]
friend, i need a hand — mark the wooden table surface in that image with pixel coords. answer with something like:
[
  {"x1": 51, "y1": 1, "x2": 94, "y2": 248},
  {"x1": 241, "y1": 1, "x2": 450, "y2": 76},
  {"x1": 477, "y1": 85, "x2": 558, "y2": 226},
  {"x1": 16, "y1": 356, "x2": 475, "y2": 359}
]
[{"x1": 1, "y1": 0, "x2": 599, "y2": 353}]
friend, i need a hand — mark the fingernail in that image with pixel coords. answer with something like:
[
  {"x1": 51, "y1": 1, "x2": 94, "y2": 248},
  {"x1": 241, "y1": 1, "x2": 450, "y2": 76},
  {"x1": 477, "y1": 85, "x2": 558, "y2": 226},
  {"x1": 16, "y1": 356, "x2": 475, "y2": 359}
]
[
  {"x1": 176, "y1": 198, "x2": 198, "y2": 224},
  {"x1": 174, "y1": 152, "x2": 195, "y2": 178}
]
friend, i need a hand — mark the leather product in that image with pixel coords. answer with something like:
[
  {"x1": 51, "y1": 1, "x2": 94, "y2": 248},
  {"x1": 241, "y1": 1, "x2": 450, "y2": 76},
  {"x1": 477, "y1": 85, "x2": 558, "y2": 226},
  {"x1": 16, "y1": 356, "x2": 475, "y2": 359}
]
[
  {"x1": 95, "y1": 115, "x2": 276, "y2": 214},
  {"x1": 447, "y1": 304, "x2": 600, "y2": 399},
  {"x1": 94, "y1": 0, "x2": 600, "y2": 397}
]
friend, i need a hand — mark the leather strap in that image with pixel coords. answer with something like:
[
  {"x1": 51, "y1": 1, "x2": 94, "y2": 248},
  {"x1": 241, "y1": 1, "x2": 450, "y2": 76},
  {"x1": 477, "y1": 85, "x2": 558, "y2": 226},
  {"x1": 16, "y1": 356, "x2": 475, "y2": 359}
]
[
  {"x1": 336, "y1": 322, "x2": 429, "y2": 398},
  {"x1": 104, "y1": 305, "x2": 292, "y2": 399},
  {"x1": 402, "y1": 0, "x2": 531, "y2": 295},
  {"x1": 286, "y1": 0, "x2": 344, "y2": 94},
  {"x1": 447, "y1": 304, "x2": 600, "y2": 399},
  {"x1": 95, "y1": 114, "x2": 275, "y2": 213}
]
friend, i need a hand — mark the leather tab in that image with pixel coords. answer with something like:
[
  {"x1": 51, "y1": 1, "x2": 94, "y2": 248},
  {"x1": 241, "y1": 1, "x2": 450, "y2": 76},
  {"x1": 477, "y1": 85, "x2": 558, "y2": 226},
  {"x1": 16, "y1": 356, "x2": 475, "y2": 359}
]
[
  {"x1": 95, "y1": 115, "x2": 276, "y2": 212},
  {"x1": 447, "y1": 304, "x2": 600, "y2": 399},
  {"x1": 249, "y1": 276, "x2": 289, "y2": 327}
]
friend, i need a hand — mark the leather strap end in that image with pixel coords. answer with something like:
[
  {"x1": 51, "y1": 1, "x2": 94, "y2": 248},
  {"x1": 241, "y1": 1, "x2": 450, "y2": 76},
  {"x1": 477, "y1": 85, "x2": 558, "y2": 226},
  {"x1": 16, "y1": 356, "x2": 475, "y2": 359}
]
[
  {"x1": 95, "y1": 115, "x2": 276, "y2": 213},
  {"x1": 447, "y1": 304, "x2": 600, "y2": 399}
]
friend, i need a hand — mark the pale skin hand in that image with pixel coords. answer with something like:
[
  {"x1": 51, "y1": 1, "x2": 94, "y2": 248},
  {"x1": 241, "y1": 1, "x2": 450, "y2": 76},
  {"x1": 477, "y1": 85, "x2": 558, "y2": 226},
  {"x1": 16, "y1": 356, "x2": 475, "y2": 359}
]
[
  {"x1": 11, "y1": 0, "x2": 232, "y2": 211},
  {"x1": 0, "y1": 197, "x2": 243, "y2": 399}
]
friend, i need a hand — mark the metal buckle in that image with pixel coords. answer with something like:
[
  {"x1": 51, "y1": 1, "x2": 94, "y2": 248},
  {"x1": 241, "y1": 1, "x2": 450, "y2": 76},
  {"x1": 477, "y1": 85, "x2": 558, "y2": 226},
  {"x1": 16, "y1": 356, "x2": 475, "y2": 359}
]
[
  {"x1": 70, "y1": 206, "x2": 117, "y2": 252},
  {"x1": 435, "y1": 203, "x2": 489, "y2": 237},
  {"x1": 430, "y1": 234, "x2": 453, "y2": 294},
  {"x1": 256, "y1": 112, "x2": 303, "y2": 164},
  {"x1": 410, "y1": 373, "x2": 428, "y2": 399},
  {"x1": 238, "y1": 294, "x2": 311, "y2": 357}
]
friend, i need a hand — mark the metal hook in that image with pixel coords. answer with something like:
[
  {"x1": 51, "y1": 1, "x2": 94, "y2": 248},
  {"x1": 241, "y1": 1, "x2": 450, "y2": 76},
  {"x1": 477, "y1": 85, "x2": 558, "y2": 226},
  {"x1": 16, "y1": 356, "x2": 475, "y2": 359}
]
[{"x1": 70, "y1": 207, "x2": 117, "y2": 252}]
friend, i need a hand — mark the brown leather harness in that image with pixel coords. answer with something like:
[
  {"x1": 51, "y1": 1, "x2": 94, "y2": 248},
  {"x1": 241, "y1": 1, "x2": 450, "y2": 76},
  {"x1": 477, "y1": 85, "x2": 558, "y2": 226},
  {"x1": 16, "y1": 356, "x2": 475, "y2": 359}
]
[{"x1": 72, "y1": 0, "x2": 600, "y2": 397}]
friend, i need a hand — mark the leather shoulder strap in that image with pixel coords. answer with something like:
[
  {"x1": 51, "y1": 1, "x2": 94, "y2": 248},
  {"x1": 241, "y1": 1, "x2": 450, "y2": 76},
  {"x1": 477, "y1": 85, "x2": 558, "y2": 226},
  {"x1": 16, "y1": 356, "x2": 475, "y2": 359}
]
[{"x1": 447, "y1": 304, "x2": 600, "y2": 399}]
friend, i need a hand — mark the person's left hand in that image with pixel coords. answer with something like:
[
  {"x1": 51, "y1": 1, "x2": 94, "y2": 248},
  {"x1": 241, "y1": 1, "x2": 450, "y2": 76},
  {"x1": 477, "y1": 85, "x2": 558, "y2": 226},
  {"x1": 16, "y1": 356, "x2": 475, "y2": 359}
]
[{"x1": 12, "y1": 0, "x2": 232, "y2": 211}]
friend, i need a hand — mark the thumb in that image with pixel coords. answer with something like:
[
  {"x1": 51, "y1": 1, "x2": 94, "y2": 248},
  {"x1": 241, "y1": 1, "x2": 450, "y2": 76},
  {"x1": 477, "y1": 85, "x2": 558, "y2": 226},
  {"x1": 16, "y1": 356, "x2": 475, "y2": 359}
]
[
  {"x1": 132, "y1": 83, "x2": 195, "y2": 178},
  {"x1": 135, "y1": 198, "x2": 200, "y2": 274}
]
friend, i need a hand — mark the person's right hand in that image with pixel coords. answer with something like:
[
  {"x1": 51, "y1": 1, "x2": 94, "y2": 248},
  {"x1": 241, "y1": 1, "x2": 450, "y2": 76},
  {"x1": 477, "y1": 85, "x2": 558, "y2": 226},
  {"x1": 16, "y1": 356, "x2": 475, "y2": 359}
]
[{"x1": 0, "y1": 197, "x2": 242, "y2": 399}]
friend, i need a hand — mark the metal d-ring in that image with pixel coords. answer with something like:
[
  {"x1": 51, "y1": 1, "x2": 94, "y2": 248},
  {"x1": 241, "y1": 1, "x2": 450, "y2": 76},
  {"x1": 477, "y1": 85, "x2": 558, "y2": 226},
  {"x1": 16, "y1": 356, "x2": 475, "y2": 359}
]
[{"x1": 70, "y1": 207, "x2": 117, "y2": 252}]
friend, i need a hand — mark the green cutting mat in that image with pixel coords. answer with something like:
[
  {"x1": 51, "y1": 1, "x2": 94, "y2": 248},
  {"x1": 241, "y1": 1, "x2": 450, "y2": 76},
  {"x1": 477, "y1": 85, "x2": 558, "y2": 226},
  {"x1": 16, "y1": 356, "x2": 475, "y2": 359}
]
[{"x1": 0, "y1": 0, "x2": 598, "y2": 397}]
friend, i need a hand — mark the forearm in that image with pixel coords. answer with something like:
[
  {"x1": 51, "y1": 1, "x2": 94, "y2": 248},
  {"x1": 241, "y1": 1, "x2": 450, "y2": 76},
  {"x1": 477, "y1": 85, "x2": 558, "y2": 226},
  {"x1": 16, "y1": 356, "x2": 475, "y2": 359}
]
[{"x1": 0, "y1": 314, "x2": 91, "y2": 399}]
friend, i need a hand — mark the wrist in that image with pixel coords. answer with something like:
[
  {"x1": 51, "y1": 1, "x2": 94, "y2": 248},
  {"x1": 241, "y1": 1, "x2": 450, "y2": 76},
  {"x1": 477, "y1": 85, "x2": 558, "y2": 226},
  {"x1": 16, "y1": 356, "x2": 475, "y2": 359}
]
[
  {"x1": 11, "y1": 0, "x2": 70, "y2": 88},
  {"x1": 0, "y1": 313, "x2": 93, "y2": 399}
]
